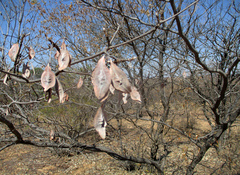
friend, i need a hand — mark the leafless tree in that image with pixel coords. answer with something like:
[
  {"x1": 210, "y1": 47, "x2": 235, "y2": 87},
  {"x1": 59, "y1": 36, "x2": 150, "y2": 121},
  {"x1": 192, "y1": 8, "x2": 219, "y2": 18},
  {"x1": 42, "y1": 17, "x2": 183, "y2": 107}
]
[{"x1": 1, "y1": 0, "x2": 240, "y2": 174}]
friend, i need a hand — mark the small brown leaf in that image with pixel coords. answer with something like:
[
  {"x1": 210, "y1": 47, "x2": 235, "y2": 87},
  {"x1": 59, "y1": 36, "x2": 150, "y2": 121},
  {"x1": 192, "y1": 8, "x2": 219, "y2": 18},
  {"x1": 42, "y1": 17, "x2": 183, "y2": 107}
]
[
  {"x1": 64, "y1": 92, "x2": 69, "y2": 101},
  {"x1": 110, "y1": 61, "x2": 131, "y2": 93},
  {"x1": 130, "y1": 86, "x2": 141, "y2": 103},
  {"x1": 94, "y1": 105, "x2": 107, "y2": 139},
  {"x1": 29, "y1": 47, "x2": 35, "y2": 59},
  {"x1": 92, "y1": 55, "x2": 111, "y2": 102},
  {"x1": 49, "y1": 129, "x2": 55, "y2": 141},
  {"x1": 77, "y1": 77, "x2": 83, "y2": 89},
  {"x1": 41, "y1": 64, "x2": 56, "y2": 91},
  {"x1": 8, "y1": 43, "x2": 19, "y2": 62},
  {"x1": 55, "y1": 78, "x2": 65, "y2": 103}
]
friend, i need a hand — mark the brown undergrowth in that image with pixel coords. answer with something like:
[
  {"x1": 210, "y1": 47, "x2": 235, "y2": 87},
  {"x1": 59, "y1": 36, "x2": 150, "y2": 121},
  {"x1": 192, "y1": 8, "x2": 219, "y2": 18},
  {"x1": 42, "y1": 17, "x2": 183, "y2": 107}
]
[{"x1": 0, "y1": 111, "x2": 240, "y2": 174}]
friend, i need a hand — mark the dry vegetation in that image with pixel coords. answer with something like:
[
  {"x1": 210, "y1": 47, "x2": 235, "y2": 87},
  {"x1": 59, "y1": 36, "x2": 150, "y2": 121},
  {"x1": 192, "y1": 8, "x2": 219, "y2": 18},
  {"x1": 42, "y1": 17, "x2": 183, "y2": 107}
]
[
  {"x1": 1, "y1": 104, "x2": 239, "y2": 175},
  {"x1": 1, "y1": 0, "x2": 240, "y2": 174}
]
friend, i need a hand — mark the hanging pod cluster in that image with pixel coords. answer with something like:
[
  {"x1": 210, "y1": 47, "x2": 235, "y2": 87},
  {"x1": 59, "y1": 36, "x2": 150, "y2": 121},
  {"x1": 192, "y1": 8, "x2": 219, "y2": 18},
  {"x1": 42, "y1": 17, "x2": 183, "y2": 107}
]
[
  {"x1": 92, "y1": 55, "x2": 141, "y2": 139},
  {"x1": 41, "y1": 41, "x2": 71, "y2": 104},
  {"x1": 41, "y1": 63, "x2": 69, "y2": 104},
  {"x1": 4, "y1": 44, "x2": 35, "y2": 85},
  {"x1": 55, "y1": 40, "x2": 71, "y2": 70},
  {"x1": 7, "y1": 42, "x2": 140, "y2": 140}
]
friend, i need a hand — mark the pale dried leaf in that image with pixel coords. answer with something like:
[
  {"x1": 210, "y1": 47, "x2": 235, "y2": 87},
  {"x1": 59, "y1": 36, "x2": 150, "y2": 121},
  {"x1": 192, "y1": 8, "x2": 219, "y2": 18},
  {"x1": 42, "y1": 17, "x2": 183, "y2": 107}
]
[
  {"x1": 3, "y1": 73, "x2": 8, "y2": 86},
  {"x1": 122, "y1": 93, "x2": 128, "y2": 104},
  {"x1": 130, "y1": 86, "x2": 141, "y2": 103},
  {"x1": 110, "y1": 61, "x2": 131, "y2": 93},
  {"x1": 92, "y1": 55, "x2": 111, "y2": 102},
  {"x1": 41, "y1": 64, "x2": 56, "y2": 91},
  {"x1": 55, "y1": 78, "x2": 65, "y2": 103},
  {"x1": 77, "y1": 77, "x2": 83, "y2": 89},
  {"x1": 94, "y1": 105, "x2": 107, "y2": 139},
  {"x1": 8, "y1": 43, "x2": 19, "y2": 62},
  {"x1": 29, "y1": 47, "x2": 35, "y2": 59}
]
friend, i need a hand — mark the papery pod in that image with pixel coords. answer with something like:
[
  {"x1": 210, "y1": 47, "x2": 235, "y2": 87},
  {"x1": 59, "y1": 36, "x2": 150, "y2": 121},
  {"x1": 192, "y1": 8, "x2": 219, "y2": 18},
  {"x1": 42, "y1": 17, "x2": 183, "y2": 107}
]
[
  {"x1": 29, "y1": 47, "x2": 35, "y2": 59},
  {"x1": 93, "y1": 105, "x2": 107, "y2": 139},
  {"x1": 110, "y1": 61, "x2": 131, "y2": 94},
  {"x1": 3, "y1": 71, "x2": 9, "y2": 86},
  {"x1": 55, "y1": 78, "x2": 65, "y2": 103},
  {"x1": 41, "y1": 64, "x2": 56, "y2": 91},
  {"x1": 22, "y1": 62, "x2": 31, "y2": 78},
  {"x1": 58, "y1": 50, "x2": 71, "y2": 70},
  {"x1": 122, "y1": 93, "x2": 128, "y2": 104},
  {"x1": 77, "y1": 77, "x2": 83, "y2": 89},
  {"x1": 58, "y1": 41, "x2": 71, "y2": 70},
  {"x1": 130, "y1": 86, "x2": 141, "y2": 104},
  {"x1": 92, "y1": 55, "x2": 111, "y2": 102},
  {"x1": 8, "y1": 43, "x2": 19, "y2": 62}
]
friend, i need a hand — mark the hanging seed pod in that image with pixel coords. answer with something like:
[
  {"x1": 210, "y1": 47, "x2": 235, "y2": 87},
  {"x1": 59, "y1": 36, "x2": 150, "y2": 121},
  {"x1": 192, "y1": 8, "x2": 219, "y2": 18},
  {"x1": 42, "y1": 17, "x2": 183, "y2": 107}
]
[
  {"x1": 8, "y1": 43, "x2": 19, "y2": 62},
  {"x1": 110, "y1": 61, "x2": 131, "y2": 94},
  {"x1": 130, "y1": 86, "x2": 141, "y2": 104},
  {"x1": 55, "y1": 78, "x2": 65, "y2": 103},
  {"x1": 58, "y1": 41, "x2": 71, "y2": 70},
  {"x1": 41, "y1": 64, "x2": 56, "y2": 91},
  {"x1": 93, "y1": 105, "x2": 107, "y2": 139},
  {"x1": 92, "y1": 55, "x2": 111, "y2": 102}
]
